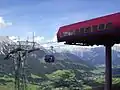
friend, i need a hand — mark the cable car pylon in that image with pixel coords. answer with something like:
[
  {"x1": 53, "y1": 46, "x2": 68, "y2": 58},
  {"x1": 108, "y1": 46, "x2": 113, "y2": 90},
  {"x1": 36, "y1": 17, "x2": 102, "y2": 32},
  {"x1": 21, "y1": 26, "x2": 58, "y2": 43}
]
[{"x1": 4, "y1": 35, "x2": 40, "y2": 90}]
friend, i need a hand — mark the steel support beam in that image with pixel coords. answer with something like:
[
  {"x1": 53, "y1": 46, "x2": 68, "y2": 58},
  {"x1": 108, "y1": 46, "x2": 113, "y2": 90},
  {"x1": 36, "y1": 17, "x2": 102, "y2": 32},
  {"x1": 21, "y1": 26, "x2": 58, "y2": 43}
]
[{"x1": 105, "y1": 45, "x2": 112, "y2": 90}]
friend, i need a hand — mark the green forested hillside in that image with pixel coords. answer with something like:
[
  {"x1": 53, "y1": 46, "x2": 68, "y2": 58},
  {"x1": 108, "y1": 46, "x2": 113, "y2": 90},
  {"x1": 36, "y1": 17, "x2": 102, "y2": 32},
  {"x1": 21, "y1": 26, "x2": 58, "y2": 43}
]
[{"x1": 0, "y1": 48, "x2": 119, "y2": 90}]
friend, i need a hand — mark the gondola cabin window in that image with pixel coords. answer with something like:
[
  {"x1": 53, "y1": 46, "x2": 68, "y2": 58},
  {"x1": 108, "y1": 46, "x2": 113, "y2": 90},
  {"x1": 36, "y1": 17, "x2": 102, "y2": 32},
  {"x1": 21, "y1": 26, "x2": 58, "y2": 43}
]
[
  {"x1": 92, "y1": 25, "x2": 98, "y2": 32},
  {"x1": 84, "y1": 27, "x2": 91, "y2": 33},
  {"x1": 98, "y1": 24, "x2": 105, "y2": 30},
  {"x1": 80, "y1": 28, "x2": 85, "y2": 33}
]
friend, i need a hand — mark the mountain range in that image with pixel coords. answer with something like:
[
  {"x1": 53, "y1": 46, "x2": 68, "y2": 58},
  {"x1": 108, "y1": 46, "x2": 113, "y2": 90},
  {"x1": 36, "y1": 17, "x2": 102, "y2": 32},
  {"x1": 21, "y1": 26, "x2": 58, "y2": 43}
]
[
  {"x1": 0, "y1": 36, "x2": 94, "y2": 76},
  {"x1": 0, "y1": 36, "x2": 119, "y2": 76},
  {"x1": 70, "y1": 46, "x2": 120, "y2": 66}
]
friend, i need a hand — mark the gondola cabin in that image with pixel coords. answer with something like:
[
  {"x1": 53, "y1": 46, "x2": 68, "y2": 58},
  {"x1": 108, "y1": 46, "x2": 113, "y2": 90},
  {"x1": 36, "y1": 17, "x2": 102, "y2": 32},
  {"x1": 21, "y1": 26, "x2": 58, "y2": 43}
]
[
  {"x1": 44, "y1": 55, "x2": 55, "y2": 63},
  {"x1": 57, "y1": 12, "x2": 120, "y2": 45}
]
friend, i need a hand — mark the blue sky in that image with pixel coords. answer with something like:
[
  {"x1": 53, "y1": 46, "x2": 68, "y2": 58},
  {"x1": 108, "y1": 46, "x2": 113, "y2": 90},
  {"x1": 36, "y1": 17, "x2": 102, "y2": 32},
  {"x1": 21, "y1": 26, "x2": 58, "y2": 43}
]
[{"x1": 0, "y1": 0, "x2": 119, "y2": 42}]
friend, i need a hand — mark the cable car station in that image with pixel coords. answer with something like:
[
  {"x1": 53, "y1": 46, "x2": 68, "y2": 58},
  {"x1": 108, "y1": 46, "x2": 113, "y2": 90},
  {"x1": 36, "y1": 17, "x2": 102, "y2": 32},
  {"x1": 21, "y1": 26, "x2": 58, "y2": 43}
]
[{"x1": 57, "y1": 12, "x2": 120, "y2": 90}]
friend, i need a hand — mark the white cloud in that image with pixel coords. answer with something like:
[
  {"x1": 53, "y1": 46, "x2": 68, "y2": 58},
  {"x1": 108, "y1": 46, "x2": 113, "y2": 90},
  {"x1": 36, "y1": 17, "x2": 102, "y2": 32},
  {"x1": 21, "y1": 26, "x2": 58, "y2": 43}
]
[
  {"x1": 26, "y1": 32, "x2": 45, "y2": 43},
  {"x1": 50, "y1": 31, "x2": 57, "y2": 42},
  {"x1": 9, "y1": 35, "x2": 45, "y2": 44},
  {"x1": 0, "y1": 17, "x2": 12, "y2": 28},
  {"x1": 27, "y1": 31, "x2": 33, "y2": 36},
  {"x1": 9, "y1": 36, "x2": 18, "y2": 42},
  {"x1": 52, "y1": 35, "x2": 57, "y2": 42},
  {"x1": 34, "y1": 36, "x2": 44, "y2": 42},
  {"x1": 9, "y1": 36, "x2": 16, "y2": 40}
]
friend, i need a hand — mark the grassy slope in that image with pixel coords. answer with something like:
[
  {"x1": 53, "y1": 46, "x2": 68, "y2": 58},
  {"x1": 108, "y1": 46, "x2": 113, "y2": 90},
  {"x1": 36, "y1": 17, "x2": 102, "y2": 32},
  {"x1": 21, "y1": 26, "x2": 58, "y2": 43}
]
[
  {"x1": 0, "y1": 75, "x2": 39, "y2": 90},
  {"x1": 0, "y1": 83, "x2": 39, "y2": 90}
]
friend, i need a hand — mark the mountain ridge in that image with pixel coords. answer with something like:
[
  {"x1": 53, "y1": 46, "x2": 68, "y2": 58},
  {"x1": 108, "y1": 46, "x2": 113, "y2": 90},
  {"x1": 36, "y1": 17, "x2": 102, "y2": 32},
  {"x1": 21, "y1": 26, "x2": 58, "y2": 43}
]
[{"x1": 0, "y1": 36, "x2": 94, "y2": 76}]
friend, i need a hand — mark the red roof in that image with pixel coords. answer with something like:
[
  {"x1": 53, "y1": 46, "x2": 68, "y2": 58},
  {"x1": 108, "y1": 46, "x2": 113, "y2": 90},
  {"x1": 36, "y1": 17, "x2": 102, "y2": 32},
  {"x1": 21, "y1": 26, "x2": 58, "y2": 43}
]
[{"x1": 58, "y1": 12, "x2": 120, "y2": 34}]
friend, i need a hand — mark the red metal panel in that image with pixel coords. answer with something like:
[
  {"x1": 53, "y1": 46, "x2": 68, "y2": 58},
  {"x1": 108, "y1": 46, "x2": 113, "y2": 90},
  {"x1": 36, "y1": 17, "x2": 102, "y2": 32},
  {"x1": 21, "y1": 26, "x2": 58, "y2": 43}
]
[
  {"x1": 57, "y1": 12, "x2": 120, "y2": 35},
  {"x1": 59, "y1": 12, "x2": 120, "y2": 32}
]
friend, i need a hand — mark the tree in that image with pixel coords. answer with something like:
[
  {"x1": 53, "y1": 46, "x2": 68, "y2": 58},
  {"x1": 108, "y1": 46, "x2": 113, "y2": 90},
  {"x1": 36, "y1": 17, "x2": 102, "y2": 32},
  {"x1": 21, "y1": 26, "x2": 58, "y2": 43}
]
[{"x1": 46, "y1": 70, "x2": 83, "y2": 89}]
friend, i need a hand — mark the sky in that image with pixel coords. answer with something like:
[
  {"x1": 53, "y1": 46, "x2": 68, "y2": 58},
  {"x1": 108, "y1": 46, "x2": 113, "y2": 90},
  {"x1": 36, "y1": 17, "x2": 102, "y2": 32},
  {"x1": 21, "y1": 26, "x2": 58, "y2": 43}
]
[{"x1": 0, "y1": 0, "x2": 119, "y2": 43}]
